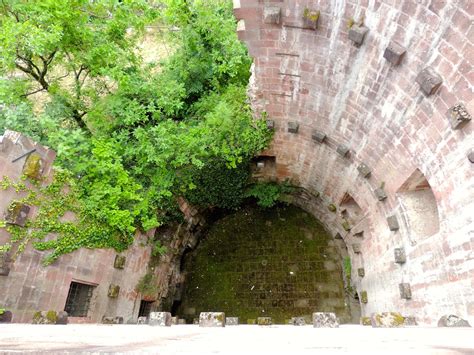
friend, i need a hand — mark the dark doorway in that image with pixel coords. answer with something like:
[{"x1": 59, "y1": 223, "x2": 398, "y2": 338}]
[
  {"x1": 138, "y1": 300, "x2": 154, "y2": 318},
  {"x1": 64, "y1": 281, "x2": 95, "y2": 317}
]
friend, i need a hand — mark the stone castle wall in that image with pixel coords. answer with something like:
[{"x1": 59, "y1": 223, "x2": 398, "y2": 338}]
[
  {"x1": 234, "y1": 0, "x2": 473, "y2": 325},
  {"x1": 0, "y1": 131, "x2": 153, "y2": 323}
]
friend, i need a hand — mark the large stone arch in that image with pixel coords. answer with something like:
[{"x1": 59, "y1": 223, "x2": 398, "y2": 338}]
[{"x1": 234, "y1": 0, "x2": 473, "y2": 325}]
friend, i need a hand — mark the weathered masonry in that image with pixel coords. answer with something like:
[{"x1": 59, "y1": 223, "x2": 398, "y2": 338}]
[{"x1": 234, "y1": 0, "x2": 473, "y2": 325}]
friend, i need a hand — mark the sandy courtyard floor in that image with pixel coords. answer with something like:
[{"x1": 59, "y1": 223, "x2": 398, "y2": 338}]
[{"x1": 0, "y1": 324, "x2": 473, "y2": 354}]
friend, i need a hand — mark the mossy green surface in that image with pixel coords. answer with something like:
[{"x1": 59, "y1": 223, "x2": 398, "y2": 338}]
[
  {"x1": 23, "y1": 153, "x2": 43, "y2": 181},
  {"x1": 177, "y1": 204, "x2": 350, "y2": 324}
]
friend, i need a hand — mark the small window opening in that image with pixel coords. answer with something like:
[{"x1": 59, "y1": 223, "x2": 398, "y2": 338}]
[{"x1": 64, "y1": 281, "x2": 95, "y2": 317}]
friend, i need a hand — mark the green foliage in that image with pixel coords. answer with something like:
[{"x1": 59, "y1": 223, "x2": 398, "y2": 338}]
[
  {"x1": 0, "y1": 0, "x2": 272, "y2": 262},
  {"x1": 152, "y1": 241, "x2": 167, "y2": 257},
  {"x1": 0, "y1": 308, "x2": 5, "y2": 315},
  {"x1": 135, "y1": 272, "x2": 158, "y2": 297},
  {"x1": 343, "y1": 256, "x2": 351, "y2": 278},
  {"x1": 245, "y1": 182, "x2": 295, "y2": 208},
  {"x1": 46, "y1": 310, "x2": 57, "y2": 324}
]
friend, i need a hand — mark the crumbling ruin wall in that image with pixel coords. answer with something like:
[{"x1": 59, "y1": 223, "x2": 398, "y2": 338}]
[
  {"x1": 0, "y1": 131, "x2": 153, "y2": 323},
  {"x1": 235, "y1": 0, "x2": 473, "y2": 325}
]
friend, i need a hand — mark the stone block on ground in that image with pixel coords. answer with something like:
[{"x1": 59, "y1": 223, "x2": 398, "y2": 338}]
[
  {"x1": 0, "y1": 310, "x2": 13, "y2": 323},
  {"x1": 199, "y1": 312, "x2": 225, "y2": 327},
  {"x1": 149, "y1": 312, "x2": 172, "y2": 327},
  {"x1": 56, "y1": 311, "x2": 68, "y2": 325},
  {"x1": 437, "y1": 315, "x2": 471, "y2": 327},
  {"x1": 312, "y1": 130, "x2": 326, "y2": 143},
  {"x1": 290, "y1": 317, "x2": 306, "y2": 326},
  {"x1": 374, "y1": 187, "x2": 387, "y2": 201},
  {"x1": 312, "y1": 312, "x2": 339, "y2": 328},
  {"x1": 33, "y1": 311, "x2": 58, "y2": 324},
  {"x1": 137, "y1": 316, "x2": 147, "y2": 324},
  {"x1": 370, "y1": 312, "x2": 405, "y2": 328},
  {"x1": 226, "y1": 317, "x2": 239, "y2": 325},
  {"x1": 4, "y1": 202, "x2": 30, "y2": 227},
  {"x1": 257, "y1": 317, "x2": 272, "y2": 326},
  {"x1": 336, "y1": 144, "x2": 349, "y2": 157},
  {"x1": 387, "y1": 215, "x2": 399, "y2": 231}
]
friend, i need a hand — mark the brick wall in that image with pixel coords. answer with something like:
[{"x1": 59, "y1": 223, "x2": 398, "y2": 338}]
[
  {"x1": 235, "y1": 0, "x2": 473, "y2": 325},
  {"x1": 0, "y1": 131, "x2": 152, "y2": 323}
]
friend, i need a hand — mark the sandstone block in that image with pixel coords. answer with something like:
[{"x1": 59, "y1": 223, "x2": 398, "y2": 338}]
[
  {"x1": 404, "y1": 316, "x2": 417, "y2": 326},
  {"x1": 387, "y1": 215, "x2": 399, "y2": 231},
  {"x1": 352, "y1": 243, "x2": 361, "y2": 254},
  {"x1": 149, "y1": 312, "x2": 172, "y2": 326},
  {"x1": 290, "y1": 317, "x2": 306, "y2": 326},
  {"x1": 399, "y1": 283, "x2": 412, "y2": 299},
  {"x1": 371, "y1": 312, "x2": 405, "y2": 327},
  {"x1": 107, "y1": 284, "x2": 120, "y2": 298},
  {"x1": 287, "y1": 121, "x2": 299, "y2": 134},
  {"x1": 0, "y1": 310, "x2": 12, "y2": 323},
  {"x1": 56, "y1": 311, "x2": 68, "y2": 325},
  {"x1": 357, "y1": 163, "x2": 371, "y2": 178},
  {"x1": 266, "y1": 119, "x2": 275, "y2": 130},
  {"x1": 226, "y1": 317, "x2": 239, "y2": 325},
  {"x1": 263, "y1": 6, "x2": 281, "y2": 25},
  {"x1": 312, "y1": 312, "x2": 339, "y2": 328},
  {"x1": 447, "y1": 103, "x2": 471, "y2": 129},
  {"x1": 257, "y1": 317, "x2": 272, "y2": 325},
  {"x1": 302, "y1": 9, "x2": 320, "y2": 30},
  {"x1": 4, "y1": 202, "x2": 30, "y2": 227},
  {"x1": 199, "y1": 312, "x2": 225, "y2": 327},
  {"x1": 311, "y1": 130, "x2": 326, "y2": 143},
  {"x1": 383, "y1": 41, "x2": 406, "y2": 65},
  {"x1": 394, "y1": 248, "x2": 406, "y2": 264},
  {"x1": 349, "y1": 25, "x2": 369, "y2": 45},
  {"x1": 437, "y1": 315, "x2": 471, "y2": 327},
  {"x1": 336, "y1": 144, "x2": 349, "y2": 157},
  {"x1": 416, "y1": 67, "x2": 442, "y2": 96},
  {"x1": 374, "y1": 187, "x2": 387, "y2": 201},
  {"x1": 137, "y1": 316, "x2": 147, "y2": 324},
  {"x1": 114, "y1": 255, "x2": 126, "y2": 269}
]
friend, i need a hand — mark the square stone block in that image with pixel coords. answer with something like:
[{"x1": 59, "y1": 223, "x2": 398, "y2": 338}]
[
  {"x1": 371, "y1": 312, "x2": 405, "y2": 327},
  {"x1": 199, "y1": 312, "x2": 225, "y2": 327},
  {"x1": 311, "y1": 130, "x2": 326, "y2": 143},
  {"x1": 137, "y1": 316, "x2": 147, "y2": 324},
  {"x1": 383, "y1": 41, "x2": 406, "y2": 65},
  {"x1": 416, "y1": 67, "x2": 442, "y2": 96},
  {"x1": 357, "y1": 163, "x2": 371, "y2": 178},
  {"x1": 263, "y1": 6, "x2": 281, "y2": 25},
  {"x1": 226, "y1": 317, "x2": 239, "y2": 325},
  {"x1": 257, "y1": 317, "x2": 272, "y2": 325},
  {"x1": 399, "y1": 283, "x2": 412, "y2": 299},
  {"x1": 348, "y1": 25, "x2": 369, "y2": 45},
  {"x1": 358, "y1": 268, "x2": 365, "y2": 277},
  {"x1": 107, "y1": 284, "x2": 120, "y2": 298},
  {"x1": 374, "y1": 188, "x2": 387, "y2": 201},
  {"x1": 302, "y1": 9, "x2": 320, "y2": 30},
  {"x1": 336, "y1": 144, "x2": 349, "y2": 157},
  {"x1": 114, "y1": 255, "x2": 126, "y2": 269},
  {"x1": 360, "y1": 291, "x2": 368, "y2": 303},
  {"x1": 149, "y1": 312, "x2": 172, "y2": 326},
  {"x1": 290, "y1": 317, "x2": 306, "y2": 326},
  {"x1": 266, "y1": 119, "x2": 275, "y2": 130},
  {"x1": 4, "y1": 202, "x2": 30, "y2": 227},
  {"x1": 352, "y1": 243, "x2": 361, "y2": 253},
  {"x1": 287, "y1": 121, "x2": 299, "y2": 134},
  {"x1": 447, "y1": 103, "x2": 471, "y2": 129},
  {"x1": 394, "y1": 247, "x2": 406, "y2": 264},
  {"x1": 312, "y1": 312, "x2": 339, "y2": 328},
  {"x1": 387, "y1": 215, "x2": 400, "y2": 231}
]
